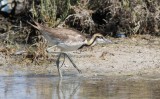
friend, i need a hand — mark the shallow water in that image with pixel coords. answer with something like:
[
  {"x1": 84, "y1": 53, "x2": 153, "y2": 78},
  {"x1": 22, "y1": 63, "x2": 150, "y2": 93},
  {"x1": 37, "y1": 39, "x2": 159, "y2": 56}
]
[{"x1": 0, "y1": 75, "x2": 160, "y2": 99}]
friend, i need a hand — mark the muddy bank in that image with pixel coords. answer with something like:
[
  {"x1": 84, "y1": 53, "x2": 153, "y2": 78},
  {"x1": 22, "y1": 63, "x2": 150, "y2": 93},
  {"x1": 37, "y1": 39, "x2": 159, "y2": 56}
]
[{"x1": 0, "y1": 35, "x2": 160, "y2": 77}]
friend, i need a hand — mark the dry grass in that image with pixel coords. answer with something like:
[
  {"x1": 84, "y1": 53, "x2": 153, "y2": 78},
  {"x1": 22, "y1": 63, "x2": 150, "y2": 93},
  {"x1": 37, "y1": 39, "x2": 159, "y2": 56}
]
[{"x1": 88, "y1": 0, "x2": 160, "y2": 36}]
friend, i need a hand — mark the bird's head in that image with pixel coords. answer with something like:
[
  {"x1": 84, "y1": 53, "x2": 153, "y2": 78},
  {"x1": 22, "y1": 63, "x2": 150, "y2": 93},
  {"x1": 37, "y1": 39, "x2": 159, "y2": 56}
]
[{"x1": 84, "y1": 33, "x2": 112, "y2": 46}]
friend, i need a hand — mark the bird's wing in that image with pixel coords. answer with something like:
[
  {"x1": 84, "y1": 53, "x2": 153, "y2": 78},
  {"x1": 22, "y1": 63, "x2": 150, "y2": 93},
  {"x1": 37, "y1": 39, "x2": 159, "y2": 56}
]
[
  {"x1": 42, "y1": 27, "x2": 86, "y2": 42},
  {"x1": 57, "y1": 28, "x2": 86, "y2": 42},
  {"x1": 28, "y1": 21, "x2": 86, "y2": 43}
]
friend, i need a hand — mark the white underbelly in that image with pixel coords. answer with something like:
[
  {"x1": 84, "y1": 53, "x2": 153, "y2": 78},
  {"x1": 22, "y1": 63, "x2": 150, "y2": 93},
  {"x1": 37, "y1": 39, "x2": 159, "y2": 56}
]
[{"x1": 57, "y1": 43, "x2": 84, "y2": 51}]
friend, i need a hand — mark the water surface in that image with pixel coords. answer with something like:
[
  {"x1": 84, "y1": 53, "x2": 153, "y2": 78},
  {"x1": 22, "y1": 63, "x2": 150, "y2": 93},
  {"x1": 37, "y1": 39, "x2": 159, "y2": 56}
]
[{"x1": 0, "y1": 75, "x2": 160, "y2": 99}]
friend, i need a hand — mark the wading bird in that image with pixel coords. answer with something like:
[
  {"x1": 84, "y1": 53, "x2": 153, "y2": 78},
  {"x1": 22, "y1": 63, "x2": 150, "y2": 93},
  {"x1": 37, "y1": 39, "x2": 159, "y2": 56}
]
[{"x1": 28, "y1": 20, "x2": 111, "y2": 78}]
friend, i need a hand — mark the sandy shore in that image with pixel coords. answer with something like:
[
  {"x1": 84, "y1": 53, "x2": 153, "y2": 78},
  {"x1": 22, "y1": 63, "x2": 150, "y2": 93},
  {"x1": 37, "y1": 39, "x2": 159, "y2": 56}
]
[{"x1": 0, "y1": 35, "x2": 160, "y2": 77}]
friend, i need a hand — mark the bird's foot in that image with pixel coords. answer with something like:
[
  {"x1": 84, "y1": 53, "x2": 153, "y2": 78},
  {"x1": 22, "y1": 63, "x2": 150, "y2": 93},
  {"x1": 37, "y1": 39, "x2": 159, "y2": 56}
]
[{"x1": 78, "y1": 69, "x2": 82, "y2": 74}]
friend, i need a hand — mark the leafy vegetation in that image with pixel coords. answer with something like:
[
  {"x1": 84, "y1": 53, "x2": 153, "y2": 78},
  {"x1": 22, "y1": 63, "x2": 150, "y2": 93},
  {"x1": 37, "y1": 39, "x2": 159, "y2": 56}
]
[{"x1": 0, "y1": 0, "x2": 160, "y2": 62}]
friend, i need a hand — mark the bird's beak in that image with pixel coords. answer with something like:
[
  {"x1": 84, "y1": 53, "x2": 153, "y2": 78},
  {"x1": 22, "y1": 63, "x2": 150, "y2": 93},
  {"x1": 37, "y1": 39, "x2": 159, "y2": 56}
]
[
  {"x1": 96, "y1": 37, "x2": 112, "y2": 44},
  {"x1": 102, "y1": 37, "x2": 112, "y2": 43},
  {"x1": 94, "y1": 37, "x2": 112, "y2": 45}
]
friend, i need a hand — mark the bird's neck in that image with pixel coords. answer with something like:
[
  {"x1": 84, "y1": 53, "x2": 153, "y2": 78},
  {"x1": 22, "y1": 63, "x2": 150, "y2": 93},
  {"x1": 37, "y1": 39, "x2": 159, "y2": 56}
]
[{"x1": 85, "y1": 34, "x2": 97, "y2": 46}]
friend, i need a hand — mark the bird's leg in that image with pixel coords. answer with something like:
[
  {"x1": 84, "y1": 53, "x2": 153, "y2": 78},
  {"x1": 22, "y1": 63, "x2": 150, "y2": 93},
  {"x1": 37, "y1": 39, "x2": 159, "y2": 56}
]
[
  {"x1": 63, "y1": 53, "x2": 82, "y2": 73},
  {"x1": 60, "y1": 53, "x2": 66, "y2": 68},
  {"x1": 56, "y1": 52, "x2": 82, "y2": 78},
  {"x1": 56, "y1": 53, "x2": 63, "y2": 78}
]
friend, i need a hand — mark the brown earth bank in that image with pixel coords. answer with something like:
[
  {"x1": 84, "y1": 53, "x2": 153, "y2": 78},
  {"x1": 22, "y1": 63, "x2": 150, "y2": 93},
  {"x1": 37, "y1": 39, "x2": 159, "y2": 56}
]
[{"x1": 0, "y1": 35, "x2": 160, "y2": 77}]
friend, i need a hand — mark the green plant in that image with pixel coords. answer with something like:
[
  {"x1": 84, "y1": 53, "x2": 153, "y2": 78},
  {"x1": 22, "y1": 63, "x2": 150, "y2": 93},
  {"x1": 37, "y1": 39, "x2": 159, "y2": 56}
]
[
  {"x1": 31, "y1": 0, "x2": 58, "y2": 27},
  {"x1": 31, "y1": 0, "x2": 80, "y2": 27}
]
